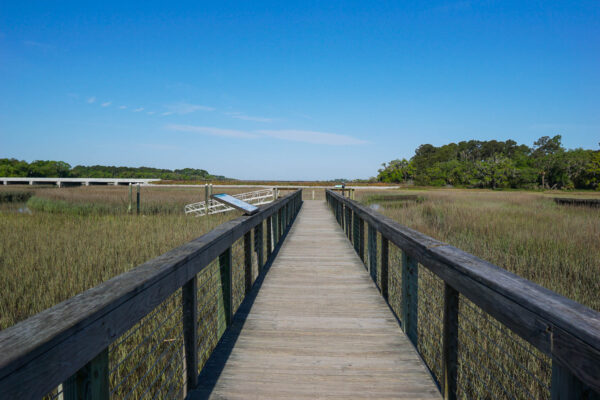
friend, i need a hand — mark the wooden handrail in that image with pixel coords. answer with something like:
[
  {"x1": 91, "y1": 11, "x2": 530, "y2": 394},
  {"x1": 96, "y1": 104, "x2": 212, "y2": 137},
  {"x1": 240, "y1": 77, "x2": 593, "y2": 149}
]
[
  {"x1": 0, "y1": 190, "x2": 302, "y2": 399},
  {"x1": 326, "y1": 189, "x2": 600, "y2": 397}
]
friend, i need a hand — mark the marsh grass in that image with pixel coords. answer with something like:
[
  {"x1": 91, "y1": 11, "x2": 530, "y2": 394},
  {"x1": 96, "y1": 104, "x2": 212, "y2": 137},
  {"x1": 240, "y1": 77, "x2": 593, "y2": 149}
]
[{"x1": 354, "y1": 189, "x2": 600, "y2": 399}]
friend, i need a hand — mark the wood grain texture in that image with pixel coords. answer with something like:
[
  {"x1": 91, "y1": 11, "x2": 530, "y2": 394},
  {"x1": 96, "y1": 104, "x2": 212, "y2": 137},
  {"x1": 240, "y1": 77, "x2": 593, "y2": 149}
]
[
  {"x1": 191, "y1": 200, "x2": 440, "y2": 399},
  {"x1": 327, "y1": 190, "x2": 600, "y2": 393},
  {"x1": 0, "y1": 191, "x2": 301, "y2": 399}
]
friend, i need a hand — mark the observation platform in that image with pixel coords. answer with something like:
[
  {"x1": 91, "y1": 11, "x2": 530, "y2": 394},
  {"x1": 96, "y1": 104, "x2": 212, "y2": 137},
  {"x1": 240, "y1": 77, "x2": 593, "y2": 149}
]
[{"x1": 190, "y1": 201, "x2": 440, "y2": 399}]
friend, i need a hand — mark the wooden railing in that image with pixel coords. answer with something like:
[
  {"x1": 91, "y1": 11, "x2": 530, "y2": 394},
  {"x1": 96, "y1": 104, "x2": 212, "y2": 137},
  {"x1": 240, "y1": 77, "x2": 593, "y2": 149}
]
[
  {"x1": 0, "y1": 190, "x2": 302, "y2": 399},
  {"x1": 326, "y1": 189, "x2": 600, "y2": 400}
]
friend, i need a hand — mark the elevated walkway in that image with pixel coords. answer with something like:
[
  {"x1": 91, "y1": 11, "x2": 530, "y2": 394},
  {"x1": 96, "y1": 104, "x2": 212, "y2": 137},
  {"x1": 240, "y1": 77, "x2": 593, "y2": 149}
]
[{"x1": 190, "y1": 200, "x2": 440, "y2": 399}]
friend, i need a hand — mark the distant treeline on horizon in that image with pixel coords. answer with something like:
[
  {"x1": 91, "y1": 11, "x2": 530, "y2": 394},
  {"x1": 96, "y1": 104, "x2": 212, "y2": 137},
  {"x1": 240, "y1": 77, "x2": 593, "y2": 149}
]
[
  {"x1": 378, "y1": 135, "x2": 600, "y2": 190},
  {"x1": 0, "y1": 159, "x2": 228, "y2": 181}
]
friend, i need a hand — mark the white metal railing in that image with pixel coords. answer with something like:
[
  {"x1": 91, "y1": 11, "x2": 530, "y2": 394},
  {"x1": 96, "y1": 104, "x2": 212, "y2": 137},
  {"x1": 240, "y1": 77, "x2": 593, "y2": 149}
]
[{"x1": 184, "y1": 188, "x2": 276, "y2": 217}]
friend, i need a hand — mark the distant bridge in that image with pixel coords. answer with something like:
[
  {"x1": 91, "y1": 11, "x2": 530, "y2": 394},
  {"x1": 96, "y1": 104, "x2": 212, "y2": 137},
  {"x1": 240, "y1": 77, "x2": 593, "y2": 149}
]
[{"x1": 1, "y1": 177, "x2": 160, "y2": 187}]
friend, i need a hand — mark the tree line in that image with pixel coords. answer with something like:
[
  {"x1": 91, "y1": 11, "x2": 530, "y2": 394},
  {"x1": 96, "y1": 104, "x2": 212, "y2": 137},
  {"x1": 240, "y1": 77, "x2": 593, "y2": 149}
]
[
  {"x1": 0, "y1": 159, "x2": 228, "y2": 181},
  {"x1": 377, "y1": 136, "x2": 600, "y2": 190}
]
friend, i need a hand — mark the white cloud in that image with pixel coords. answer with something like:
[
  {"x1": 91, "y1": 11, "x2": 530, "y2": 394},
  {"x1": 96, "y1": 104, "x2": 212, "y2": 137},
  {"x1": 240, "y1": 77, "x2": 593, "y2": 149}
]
[
  {"x1": 161, "y1": 111, "x2": 174, "y2": 116},
  {"x1": 258, "y1": 129, "x2": 367, "y2": 145},
  {"x1": 101, "y1": 102, "x2": 111, "y2": 107},
  {"x1": 166, "y1": 124, "x2": 258, "y2": 139},
  {"x1": 119, "y1": 105, "x2": 127, "y2": 109},
  {"x1": 133, "y1": 107, "x2": 144, "y2": 112},
  {"x1": 87, "y1": 96, "x2": 96, "y2": 104},
  {"x1": 224, "y1": 112, "x2": 273, "y2": 123},
  {"x1": 164, "y1": 102, "x2": 214, "y2": 115},
  {"x1": 23, "y1": 40, "x2": 54, "y2": 50}
]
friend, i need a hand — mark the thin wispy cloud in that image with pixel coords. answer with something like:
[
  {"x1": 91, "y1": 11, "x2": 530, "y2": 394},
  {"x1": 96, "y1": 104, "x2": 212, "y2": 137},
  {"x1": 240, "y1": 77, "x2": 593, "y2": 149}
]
[
  {"x1": 166, "y1": 124, "x2": 258, "y2": 139},
  {"x1": 258, "y1": 129, "x2": 367, "y2": 145},
  {"x1": 147, "y1": 111, "x2": 155, "y2": 115},
  {"x1": 161, "y1": 111, "x2": 174, "y2": 116},
  {"x1": 133, "y1": 107, "x2": 144, "y2": 112},
  {"x1": 224, "y1": 111, "x2": 274, "y2": 123},
  {"x1": 166, "y1": 125, "x2": 366, "y2": 145},
  {"x1": 119, "y1": 106, "x2": 127, "y2": 109},
  {"x1": 87, "y1": 96, "x2": 96, "y2": 104},
  {"x1": 23, "y1": 40, "x2": 54, "y2": 50},
  {"x1": 101, "y1": 102, "x2": 111, "y2": 107},
  {"x1": 164, "y1": 102, "x2": 214, "y2": 115}
]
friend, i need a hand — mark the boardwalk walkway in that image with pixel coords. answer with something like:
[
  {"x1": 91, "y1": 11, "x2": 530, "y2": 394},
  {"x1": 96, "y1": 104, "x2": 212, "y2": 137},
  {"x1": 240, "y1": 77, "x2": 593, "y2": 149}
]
[{"x1": 190, "y1": 200, "x2": 440, "y2": 399}]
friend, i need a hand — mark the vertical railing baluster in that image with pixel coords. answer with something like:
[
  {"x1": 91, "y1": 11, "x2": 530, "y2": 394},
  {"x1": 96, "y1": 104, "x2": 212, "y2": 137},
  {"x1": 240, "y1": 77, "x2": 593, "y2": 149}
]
[
  {"x1": 255, "y1": 222, "x2": 264, "y2": 271},
  {"x1": 219, "y1": 247, "x2": 233, "y2": 327},
  {"x1": 266, "y1": 216, "x2": 273, "y2": 260},
  {"x1": 359, "y1": 217, "x2": 365, "y2": 262},
  {"x1": 551, "y1": 356, "x2": 598, "y2": 399},
  {"x1": 353, "y1": 210, "x2": 360, "y2": 253},
  {"x1": 244, "y1": 231, "x2": 252, "y2": 294},
  {"x1": 402, "y1": 252, "x2": 419, "y2": 346},
  {"x1": 182, "y1": 276, "x2": 198, "y2": 395},
  {"x1": 63, "y1": 349, "x2": 109, "y2": 400},
  {"x1": 443, "y1": 283, "x2": 459, "y2": 400},
  {"x1": 381, "y1": 237, "x2": 389, "y2": 301},
  {"x1": 368, "y1": 224, "x2": 377, "y2": 284}
]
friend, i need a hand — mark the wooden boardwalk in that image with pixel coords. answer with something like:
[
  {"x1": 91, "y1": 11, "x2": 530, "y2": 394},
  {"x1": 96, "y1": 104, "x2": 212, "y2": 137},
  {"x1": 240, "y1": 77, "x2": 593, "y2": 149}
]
[{"x1": 190, "y1": 200, "x2": 440, "y2": 399}]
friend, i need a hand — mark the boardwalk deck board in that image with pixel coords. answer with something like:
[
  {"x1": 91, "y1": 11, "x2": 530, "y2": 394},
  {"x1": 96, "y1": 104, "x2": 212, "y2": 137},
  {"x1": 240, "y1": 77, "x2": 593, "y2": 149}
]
[{"x1": 191, "y1": 200, "x2": 440, "y2": 399}]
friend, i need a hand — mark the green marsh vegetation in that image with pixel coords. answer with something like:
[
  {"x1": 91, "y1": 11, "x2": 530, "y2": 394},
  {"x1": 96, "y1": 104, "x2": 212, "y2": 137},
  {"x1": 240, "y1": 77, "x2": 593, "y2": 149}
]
[{"x1": 357, "y1": 188, "x2": 600, "y2": 398}]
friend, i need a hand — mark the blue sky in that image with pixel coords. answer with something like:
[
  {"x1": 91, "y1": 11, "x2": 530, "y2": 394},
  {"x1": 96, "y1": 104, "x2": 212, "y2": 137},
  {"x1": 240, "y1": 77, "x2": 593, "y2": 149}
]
[{"x1": 1, "y1": 1, "x2": 598, "y2": 180}]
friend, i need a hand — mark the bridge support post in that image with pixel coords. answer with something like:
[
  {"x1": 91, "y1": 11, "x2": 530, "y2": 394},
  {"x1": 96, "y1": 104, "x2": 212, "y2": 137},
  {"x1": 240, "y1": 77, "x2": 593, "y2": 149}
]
[
  {"x1": 443, "y1": 283, "x2": 459, "y2": 400},
  {"x1": 182, "y1": 276, "x2": 198, "y2": 394},
  {"x1": 219, "y1": 248, "x2": 233, "y2": 327},
  {"x1": 255, "y1": 222, "x2": 264, "y2": 271},
  {"x1": 381, "y1": 237, "x2": 389, "y2": 301},
  {"x1": 401, "y1": 252, "x2": 419, "y2": 346},
  {"x1": 62, "y1": 348, "x2": 109, "y2": 400},
  {"x1": 368, "y1": 224, "x2": 377, "y2": 285}
]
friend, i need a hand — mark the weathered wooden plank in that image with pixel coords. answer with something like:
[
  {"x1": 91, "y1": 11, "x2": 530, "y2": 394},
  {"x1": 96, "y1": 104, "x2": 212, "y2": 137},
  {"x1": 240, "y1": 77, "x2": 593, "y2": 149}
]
[
  {"x1": 0, "y1": 191, "x2": 301, "y2": 399},
  {"x1": 326, "y1": 189, "x2": 600, "y2": 392},
  {"x1": 193, "y1": 200, "x2": 440, "y2": 399}
]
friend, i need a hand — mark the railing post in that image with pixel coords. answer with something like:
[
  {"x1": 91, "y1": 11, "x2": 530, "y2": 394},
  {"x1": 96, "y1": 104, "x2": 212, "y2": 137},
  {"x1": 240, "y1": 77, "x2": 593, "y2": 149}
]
[
  {"x1": 402, "y1": 252, "x2": 419, "y2": 346},
  {"x1": 244, "y1": 231, "x2": 252, "y2": 295},
  {"x1": 63, "y1": 348, "x2": 109, "y2": 400},
  {"x1": 381, "y1": 237, "x2": 389, "y2": 301},
  {"x1": 266, "y1": 216, "x2": 273, "y2": 259},
  {"x1": 551, "y1": 359, "x2": 600, "y2": 400},
  {"x1": 346, "y1": 206, "x2": 351, "y2": 239},
  {"x1": 278, "y1": 208, "x2": 283, "y2": 241},
  {"x1": 359, "y1": 217, "x2": 365, "y2": 262},
  {"x1": 182, "y1": 276, "x2": 198, "y2": 394},
  {"x1": 219, "y1": 247, "x2": 233, "y2": 327},
  {"x1": 353, "y1": 211, "x2": 360, "y2": 253},
  {"x1": 255, "y1": 222, "x2": 264, "y2": 271},
  {"x1": 443, "y1": 283, "x2": 459, "y2": 400},
  {"x1": 368, "y1": 224, "x2": 377, "y2": 284}
]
